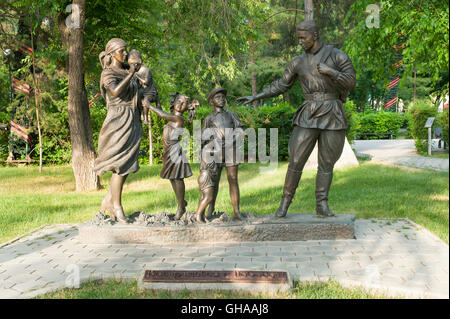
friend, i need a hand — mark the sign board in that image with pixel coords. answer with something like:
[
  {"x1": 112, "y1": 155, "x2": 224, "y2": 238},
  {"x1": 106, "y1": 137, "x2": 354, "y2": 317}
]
[
  {"x1": 424, "y1": 117, "x2": 435, "y2": 128},
  {"x1": 143, "y1": 270, "x2": 289, "y2": 284}
]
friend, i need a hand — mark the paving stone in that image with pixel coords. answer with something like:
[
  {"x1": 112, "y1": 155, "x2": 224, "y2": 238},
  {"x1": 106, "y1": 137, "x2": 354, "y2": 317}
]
[
  {"x1": 251, "y1": 256, "x2": 283, "y2": 263},
  {"x1": 160, "y1": 257, "x2": 194, "y2": 264},
  {"x1": 13, "y1": 281, "x2": 46, "y2": 294},
  {"x1": 237, "y1": 251, "x2": 266, "y2": 257},
  {"x1": 193, "y1": 256, "x2": 229, "y2": 263},
  {"x1": 287, "y1": 268, "x2": 301, "y2": 279},
  {"x1": 280, "y1": 256, "x2": 311, "y2": 263},
  {"x1": 181, "y1": 250, "x2": 213, "y2": 258},
  {"x1": 203, "y1": 262, "x2": 238, "y2": 270},
  {"x1": 266, "y1": 250, "x2": 295, "y2": 257},
  {"x1": 109, "y1": 263, "x2": 146, "y2": 272},
  {"x1": 222, "y1": 256, "x2": 254, "y2": 264},
  {"x1": 234, "y1": 262, "x2": 262, "y2": 270},
  {"x1": 170, "y1": 262, "x2": 205, "y2": 270},
  {"x1": 327, "y1": 261, "x2": 360, "y2": 273},
  {"x1": 313, "y1": 264, "x2": 333, "y2": 276},
  {"x1": 265, "y1": 262, "x2": 297, "y2": 270},
  {"x1": 310, "y1": 255, "x2": 340, "y2": 263},
  {"x1": 0, "y1": 288, "x2": 22, "y2": 299},
  {"x1": 209, "y1": 250, "x2": 230, "y2": 257},
  {"x1": 297, "y1": 267, "x2": 316, "y2": 281}
]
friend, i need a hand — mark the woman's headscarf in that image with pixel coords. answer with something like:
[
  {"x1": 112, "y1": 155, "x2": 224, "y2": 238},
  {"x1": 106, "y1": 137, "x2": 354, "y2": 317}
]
[{"x1": 99, "y1": 38, "x2": 127, "y2": 69}]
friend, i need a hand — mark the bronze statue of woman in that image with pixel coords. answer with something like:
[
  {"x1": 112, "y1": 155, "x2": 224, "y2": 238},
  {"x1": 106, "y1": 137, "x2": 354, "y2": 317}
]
[
  {"x1": 94, "y1": 38, "x2": 143, "y2": 223},
  {"x1": 144, "y1": 93, "x2": 198, "y2": 220}
]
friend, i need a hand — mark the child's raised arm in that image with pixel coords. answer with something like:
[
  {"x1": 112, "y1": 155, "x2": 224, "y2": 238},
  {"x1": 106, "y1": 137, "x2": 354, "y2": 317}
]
[{"x1": 145, "y1": 100, "x2": 183, "y2": 126}]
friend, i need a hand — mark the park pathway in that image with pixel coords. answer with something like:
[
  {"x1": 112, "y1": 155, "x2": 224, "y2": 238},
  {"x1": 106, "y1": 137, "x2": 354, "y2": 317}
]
[
  {"x1": 353, "y1": 139, "x2": 449, "y2": 172},
  {"x1": 0, "y1": 218, "x2": 448, "y2": 299}
]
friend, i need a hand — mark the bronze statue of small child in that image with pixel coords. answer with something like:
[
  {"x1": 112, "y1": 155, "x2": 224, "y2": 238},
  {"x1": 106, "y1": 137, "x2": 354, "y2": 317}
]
[
  {"x1": 195, "y1": 87, "x2": 244, "y2": 223},
  {"x1": 127, "y1": 49, "x2": 160, "y2": 124},
  {"x1": 147, "y1": 92, "x2": 199, "y2": 220}
]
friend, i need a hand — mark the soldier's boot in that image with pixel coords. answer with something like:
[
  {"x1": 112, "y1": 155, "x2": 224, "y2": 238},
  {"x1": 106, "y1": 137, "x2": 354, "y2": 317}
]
[
  {"x1": 275, "y1": 170, "x2": 302, "y2": 218},
  {"x1": 315, "y1": 172, "x2": 335, "y2": 217}
]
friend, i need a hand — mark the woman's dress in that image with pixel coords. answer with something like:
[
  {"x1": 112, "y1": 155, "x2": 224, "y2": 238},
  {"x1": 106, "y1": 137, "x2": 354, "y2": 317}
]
[
  {"x1": 94, "y1": 67, "x2": 142, "y2": 176},
  {"x1": 160, "y1": 121, "x2": 192, "y2": 180}
]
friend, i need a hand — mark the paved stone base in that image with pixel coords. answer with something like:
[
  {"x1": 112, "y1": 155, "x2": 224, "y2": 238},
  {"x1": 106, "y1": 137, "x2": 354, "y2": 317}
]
[
  {"x1": 77, "y1": 213, "x2": 355, "y2": 244},
  {"x1": 0, "y1": 219, "x2": 448, "y2": 299},
  {"x1": 138, "y1": 270, "x2": 293, "y2": 294}
]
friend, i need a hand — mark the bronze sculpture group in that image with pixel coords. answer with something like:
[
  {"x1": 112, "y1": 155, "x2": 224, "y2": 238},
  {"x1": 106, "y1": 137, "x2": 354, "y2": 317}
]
[{"x1": 94, "y1": 20, "x2": 356, "y2": 224}]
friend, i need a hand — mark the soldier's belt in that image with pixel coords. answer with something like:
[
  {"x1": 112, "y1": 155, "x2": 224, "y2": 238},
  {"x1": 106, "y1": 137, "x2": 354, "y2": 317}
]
[{"x1": 304, "y1": 92, "x2": 339, "y2": 101}]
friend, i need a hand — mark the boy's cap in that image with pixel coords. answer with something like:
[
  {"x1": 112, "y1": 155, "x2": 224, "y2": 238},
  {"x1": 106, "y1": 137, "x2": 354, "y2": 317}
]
[{"x1": 207, "y1": 87, "x2": 227, "y2": 104}]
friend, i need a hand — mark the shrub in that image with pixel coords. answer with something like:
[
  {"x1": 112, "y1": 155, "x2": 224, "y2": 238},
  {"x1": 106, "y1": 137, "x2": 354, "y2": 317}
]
[
  {"x1": 408, "y1": 100, "x2": 438, "y2": 154},
  {"x1": 14, "y1": 99, "x2": 358, "y2": 165},
  {"x1": 354, "y1": 111, "x2": 405, "y2": 139},
  {"x1": 343, "y1": 100, "x2": 360, "y2": 142},
  {"x1": 436, "y1": 109, "x2": 449, "y2": 146}
]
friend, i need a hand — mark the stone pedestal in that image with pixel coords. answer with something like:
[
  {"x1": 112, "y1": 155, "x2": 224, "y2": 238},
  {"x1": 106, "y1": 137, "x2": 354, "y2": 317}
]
[{"x1": 77, "y1": 212, "x2": 355, "y2": 244}]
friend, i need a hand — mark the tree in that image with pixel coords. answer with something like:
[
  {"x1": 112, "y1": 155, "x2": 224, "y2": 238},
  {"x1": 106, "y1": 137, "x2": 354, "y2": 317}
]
[
  {"x1": 343, "y1": 0, "x2": 449, "y2": 100},
  {"x1": 61, "y1": 0, "x2": 100, "y2": 191}
]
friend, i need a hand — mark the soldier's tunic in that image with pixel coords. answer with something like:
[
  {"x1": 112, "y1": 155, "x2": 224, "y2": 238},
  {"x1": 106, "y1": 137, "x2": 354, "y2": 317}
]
[{"x1": 259, "y1": 42, "x2": 356, "y2": 173}]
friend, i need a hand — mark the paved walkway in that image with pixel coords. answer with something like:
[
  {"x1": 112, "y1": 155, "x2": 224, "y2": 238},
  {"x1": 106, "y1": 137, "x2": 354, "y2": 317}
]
[
  {"x1": 0, "y1": 219, "x2": 448, "y2": 299},
  {"x1": 353, "y1": 139, "x2": 449, "y2": 172}
]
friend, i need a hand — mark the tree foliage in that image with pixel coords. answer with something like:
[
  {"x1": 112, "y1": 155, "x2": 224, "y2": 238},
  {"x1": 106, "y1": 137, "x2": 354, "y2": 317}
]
[
  {"x1": 0, "y1": 0, "x2": 448, "y2": 166},
  {"x1": 344, "y1": 0, "x2": 449, "y2": 98}
]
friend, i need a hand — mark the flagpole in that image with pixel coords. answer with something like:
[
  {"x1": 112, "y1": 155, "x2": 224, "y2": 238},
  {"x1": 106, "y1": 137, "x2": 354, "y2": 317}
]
[
  {"x1": 30, "y1": 24, "x2": 43, "y2": 173},
  {"x1": 4, "y1": 48, "x2": 14, "y2": 162}
]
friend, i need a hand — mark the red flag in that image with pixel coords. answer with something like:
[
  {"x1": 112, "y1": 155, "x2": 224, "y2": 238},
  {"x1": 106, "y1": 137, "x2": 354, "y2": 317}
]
[
  {"x1": 384, "y1": 97, "x2": 398, "y2": 109},
  {"x1": 20, "y1": 45, "x2": 33, "y2": 56},
  {"x1": 12, "y1": 78, "x2": 32, "y2": 96},
  {"x1": 88, "y1": 92, "x2": 100, "y2": 106},
  {"x1": 10, "y1": 120, "x2": 31, "y2": 144}
]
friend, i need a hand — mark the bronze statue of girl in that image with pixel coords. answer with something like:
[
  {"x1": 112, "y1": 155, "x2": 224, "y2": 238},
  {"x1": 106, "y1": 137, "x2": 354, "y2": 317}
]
[{"x1": 145, "y1": 93, "x2": 198, "y2": 220}]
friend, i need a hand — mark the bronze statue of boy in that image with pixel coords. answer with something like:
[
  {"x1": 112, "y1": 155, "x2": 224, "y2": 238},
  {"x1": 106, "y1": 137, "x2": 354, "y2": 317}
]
[
  {"x1": 127, "y1": 49, "x2": 160, "y2": 124},
  {"x1": 195, "y1": 88, "x2": 244, "y2": 223}
]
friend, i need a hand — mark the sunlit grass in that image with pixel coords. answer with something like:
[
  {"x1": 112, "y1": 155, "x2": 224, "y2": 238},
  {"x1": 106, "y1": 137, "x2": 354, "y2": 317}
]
[{"x1": 36, "y1": 278, "x2": 390, "y2": 299}]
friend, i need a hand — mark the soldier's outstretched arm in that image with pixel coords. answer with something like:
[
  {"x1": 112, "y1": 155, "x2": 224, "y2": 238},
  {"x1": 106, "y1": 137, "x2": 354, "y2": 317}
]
[{"x1": 237, "y1": 59, "x2": 298, "y2": 105}]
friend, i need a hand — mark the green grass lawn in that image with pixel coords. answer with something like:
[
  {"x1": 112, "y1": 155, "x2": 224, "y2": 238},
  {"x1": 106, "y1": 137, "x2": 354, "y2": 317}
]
[
  {"x1": 421, "y1": 150, "x2": 449, "y2": 159},
  {"x1": 0, "y1": 161, "x2": 448, "y2": 243},
  {"x1": 37, "y1": 278, "x2": 390, "y2": 299}
]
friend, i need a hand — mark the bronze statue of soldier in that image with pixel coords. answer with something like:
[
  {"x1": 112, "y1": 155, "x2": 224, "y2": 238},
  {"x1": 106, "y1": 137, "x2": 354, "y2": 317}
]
[{"x1": 238, "y1": 20, "x2": 356, "y2": 218}]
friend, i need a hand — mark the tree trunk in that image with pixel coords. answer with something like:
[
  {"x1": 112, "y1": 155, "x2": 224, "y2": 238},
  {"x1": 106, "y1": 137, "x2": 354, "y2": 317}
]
[
  {"x1": 413, "y1": 66, "x2": 417, "y2": 103},
  {"x1": 304, "y1": 0, "x2": 314, "y2": 20},
  {"x1": 249, "y1": 19, "x2": 258, "y2": 109},
  {"x1": 66, "y1": 0, "x2": 100, "y2": 191}
]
